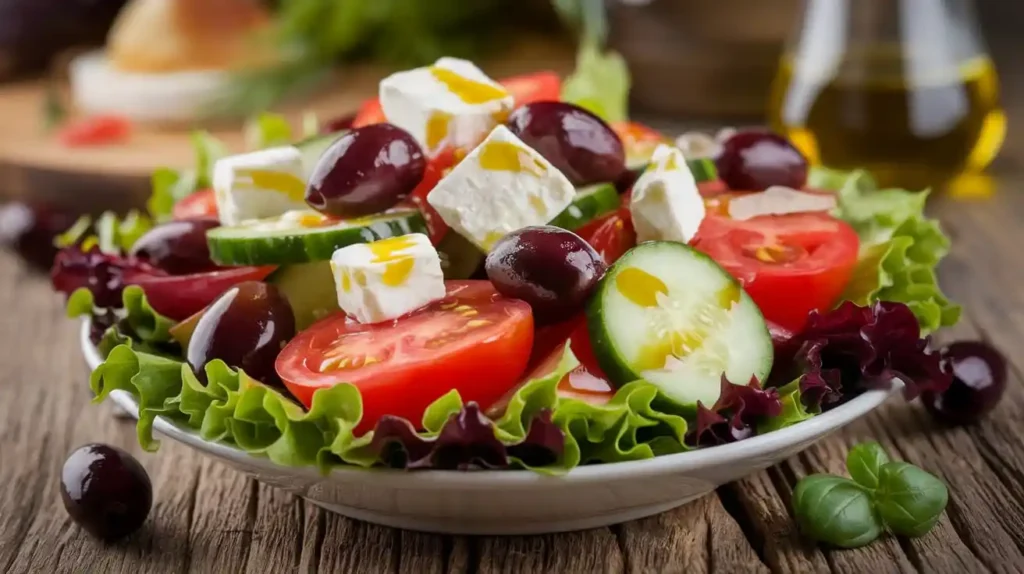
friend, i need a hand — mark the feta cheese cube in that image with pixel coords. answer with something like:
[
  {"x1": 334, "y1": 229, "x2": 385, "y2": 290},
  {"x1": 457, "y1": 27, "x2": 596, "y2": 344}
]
[
  {"x1": 213, "y1": 146, "x2": 308, "y2": 226},
  {"x1": 330, "y1": 233, "x2": 446, "y2": 324},
  {"x1": 426, "y1": 125, "x2": 576, "y2": 251},
  {"x1": 380, "y1": 57, "x2": 514, "y2": 154},
  {"x1": 629, "y1": 144, "x2": 706, "y2": 244}
]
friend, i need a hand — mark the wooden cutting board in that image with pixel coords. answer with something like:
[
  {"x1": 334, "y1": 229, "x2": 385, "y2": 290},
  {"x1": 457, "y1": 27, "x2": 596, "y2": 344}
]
[{"x1": 0, "y1": 37, "x2": 575, "y2": 214}]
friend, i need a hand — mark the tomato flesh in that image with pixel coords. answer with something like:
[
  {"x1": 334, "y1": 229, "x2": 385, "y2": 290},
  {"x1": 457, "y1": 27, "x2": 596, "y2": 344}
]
[
  {"x1": 276, "y1": 281, "x2": 534, "y2": 434},
  {"x1": 133, "y1": 266, "x2": 275, "y2": 321},
  {"x1": 352, "y1": 98, "x2": 386, "y2": 128},
  {"x1": 58, "y1": 115, "x2": 132, "y2": 147},
  {"x1": 575, "y1": 208, "x2": 637, "y2": 265},
  {"x1": 172, "y1": 188, "x2": 219, "y2": 219},
  {"x1": 693, "y1": 212, "x2": 859, "y2": 332},
  {"x1": 501, "y1": 71, "x2": 561, "y2": 106},
  {"x1": 401, "y1": 149, "x2": 458, "y2": 244}
]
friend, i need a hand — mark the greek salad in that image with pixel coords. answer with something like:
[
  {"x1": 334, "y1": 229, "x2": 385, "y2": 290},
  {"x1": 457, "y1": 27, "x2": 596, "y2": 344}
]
[{"x1": 53, "y1": 48, "x2": 962, "y2": 473}]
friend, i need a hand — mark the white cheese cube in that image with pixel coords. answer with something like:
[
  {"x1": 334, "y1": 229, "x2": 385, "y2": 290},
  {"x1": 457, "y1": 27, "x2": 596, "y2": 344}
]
[
  {"x1": 727, "y1": 186, "x2": 837, "y2": 221},
  {"x1": 629, "y1": 144, "x2": 706, "y2": 244},
  {"x1": 330, "y1": 233, "x2": 446, "y2": 324},
  {"x1": 379, "y1": 57, "x2": 514, "y2": 154},
  {"x1": 213, "y1": 146, "x2": 308, "y2": 226},
  {"x1": 426, "y1": 125, "x2": 576, "y2": 251}
]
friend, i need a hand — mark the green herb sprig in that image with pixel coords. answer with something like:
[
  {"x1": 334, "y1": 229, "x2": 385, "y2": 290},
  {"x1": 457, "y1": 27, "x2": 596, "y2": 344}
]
[{"x1": 792, "y1": 442, "x2": 949, "y2": 548}]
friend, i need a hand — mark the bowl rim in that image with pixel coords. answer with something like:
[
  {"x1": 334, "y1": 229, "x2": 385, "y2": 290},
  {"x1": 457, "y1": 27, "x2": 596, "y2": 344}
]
[{"x1": 82, "y1": 320, "x2": 896, "y2": 487}]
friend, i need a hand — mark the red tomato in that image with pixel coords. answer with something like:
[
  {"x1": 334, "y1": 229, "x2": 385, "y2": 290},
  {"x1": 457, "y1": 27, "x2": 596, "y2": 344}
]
[
  {"x1": 58, "y1": 115, "x2": 132, "y2": 147},
  {"x1": 352, "y1": 98, "x2": 386, "y2": 128},
  {"x1": 575, "y1": 208, "x2": 637, "y2": 265},
  {"x1": 276, "y1": 281, "x2": 534, "y2": 434},
  {"x1": 172, "y1": 188, "x2": 219, "y2": 219},
  {"x1": 612, "y1": 121, "x2": 668, "y2": 155},
  {"x1": 133, "y1": 266, "x2": 275, "y2": 321},
  {"x1": 692, "y1": 212, "x2": 859, "y2": 332},
  {"x1": 403, "y1": 148, "x2": 458, "y2": 244},
  {"x1": 501, "y1": 71, "x2": 561, "y2": 106}
]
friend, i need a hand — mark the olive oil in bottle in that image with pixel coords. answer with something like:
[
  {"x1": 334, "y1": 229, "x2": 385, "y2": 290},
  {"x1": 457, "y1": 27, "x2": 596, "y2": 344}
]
[{"x1": 770, "y1": 0, "x2": 1004, "y2": 189}]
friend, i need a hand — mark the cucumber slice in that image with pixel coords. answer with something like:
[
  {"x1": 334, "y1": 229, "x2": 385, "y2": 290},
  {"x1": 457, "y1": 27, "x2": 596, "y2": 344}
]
[
  {"x1": 207, "y1": 209, "x2": 427, "y2": 266},
  {"x1": 626, "y1": 158, "x2": 718, "y2": 183},
  {"x1": 549, "y1": 182, "x2": 620, "y2": 230},
  {"x1": 295, "y1": 131, "x2": 345, "y2": 179},
  {"x1": 267, "y1": 261, "x2": 340, "y2": 330},
  {"x1": 437, "y1": 232, "x2": 484, "y2": 280},
  {"x1": 587, "y1": 241, "x2": 772, "y2": 409}
]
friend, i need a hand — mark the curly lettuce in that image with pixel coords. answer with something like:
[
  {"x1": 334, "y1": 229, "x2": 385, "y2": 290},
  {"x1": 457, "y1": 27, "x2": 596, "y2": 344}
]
[
  {"x1": 86, "y1": 339, "x2": 700, "y2": 474},
  {"x1": 813, "y1": 167, "x2": 960, "y2": 334},
  {"x1": 147, "y1": 132, "x2": 227, "y2": 220},
  {"x1": 561, "y1": 42, "x2": 630, "y2": 124},
  {"x1": 69, "y1": 285, "x2": 177, "y2": 351}
]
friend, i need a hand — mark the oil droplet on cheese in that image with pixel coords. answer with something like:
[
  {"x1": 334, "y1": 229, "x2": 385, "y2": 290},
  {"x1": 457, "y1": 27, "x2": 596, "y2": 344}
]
[
  {"x1": 478, "y1": 141, "x2": 546, "y2": 177},
  {"x1": 426, "y1": 111, "x2": 452, "y2": 151},
  {"x1": 368, "y1": 235, "x2": 419, "y2": 286},
  {"x1": 430, "y1": 66, "x2": 508, "y2": 104},
  {"x1": 661, "y1": 152, "x2": 680, "y2": 171},
  {"x1": 483, "y1": 231, "x2": 506, "y2": 250},
  {"x1": 528, "y1": 194, "x2": 548, "y2": 217},
  {"x1": 615, "y1": 267, "x2": 668, "y2": 307},
  {"x1": 340, "y1": 269, "x2": 352, "y2": 293},
  {"x1": 245, "y1": 169, "x2": 306, "y2": 202}
]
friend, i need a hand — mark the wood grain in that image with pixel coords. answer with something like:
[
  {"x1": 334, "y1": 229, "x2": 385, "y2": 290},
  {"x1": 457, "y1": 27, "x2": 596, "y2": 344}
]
[{"x1": 5, "y1": 132, "x2": 1024, "y2": 574}]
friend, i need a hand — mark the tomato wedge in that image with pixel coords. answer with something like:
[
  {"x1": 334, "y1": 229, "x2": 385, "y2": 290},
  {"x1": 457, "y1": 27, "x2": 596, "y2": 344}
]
[
  {"x1": 58, "y1": 115, "x2": 132, "y2": 147},
  {"x1": 692, "y1": 212, "x2": 859, "y2": 332},
  {"x1": 575, "y1": 208, "x2": 637, "y2": 265},
  {"x1": 276, "y1": 281, "x2": 534, "y2": 434},
  {"x1": 501, "y1": 71, "x2": 561, "y2": 106},
  {"x1": 352, "y1": 98, "x2": 386, "y2": 128},
  {"x1": 133, "y1": 266, "x2": 275, "y2": 321},
  {"x1": 403, "y1": 148, "x2": 458, "y2": 244},
  {"x1": 172, "y1": 188, "x2": 219, "y2": 219}
]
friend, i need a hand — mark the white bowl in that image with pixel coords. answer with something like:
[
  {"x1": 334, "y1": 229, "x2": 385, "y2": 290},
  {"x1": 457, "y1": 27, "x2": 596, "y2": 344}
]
[{"x1": 81, "y1": 321, "x2": 896, "y2": 535}]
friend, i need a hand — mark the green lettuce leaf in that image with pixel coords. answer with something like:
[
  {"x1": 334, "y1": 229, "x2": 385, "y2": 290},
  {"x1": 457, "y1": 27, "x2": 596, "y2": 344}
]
[
  {"x1": 53, "y1": 210, "x2": 153, "y2": 254},
  {"x1": 814, "y1": 168, "x2": 960, "y2": 334},
  {"x1": 68, "y1": 286, "x2": 176, "y2": 347},
  {"x1": 561, "y1": 42, "x2": 630, "y2": 124},
  {"x1": 147, "y1": 132, "x2": 227, "y2": 219},
  {"x1": 756, "y1": 379, "x2": 812, "y2": 434},
  {"x1": 85, "y1": 338, "x2": 698, "y2": 474},
  {"x1": 244, "y1": 112, "x2": 294, "y2": 150}
]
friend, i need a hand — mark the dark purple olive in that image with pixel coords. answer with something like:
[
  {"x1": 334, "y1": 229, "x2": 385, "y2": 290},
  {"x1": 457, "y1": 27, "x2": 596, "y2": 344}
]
[
  {"x1": 923, "y1": 341, "x2": 1007, "y2": 425},
  {"x1": 506, "y1": 102, "x2": 625, "y2": 187},
  {"x1": 715, "y1": 130, "x2": 808, "y2": 191},
  {"x1": 129, "y1": 217, "x2": 220, "y2": 275},
  {"x1": 186, "y1": 281, "x2": 296, "y2": 387},
  {"x1": 0, "y1": 201, "x2": 77, "y2": 271},
  {"x1": 61, "y1": 444, "x2": 152, "y2": 541},
  {"x1": 306, "y1": 123, "x2": 426, "y2": 218},
  {"x1": 485, "y1": 226, "x2": 606, "y2": 324}
]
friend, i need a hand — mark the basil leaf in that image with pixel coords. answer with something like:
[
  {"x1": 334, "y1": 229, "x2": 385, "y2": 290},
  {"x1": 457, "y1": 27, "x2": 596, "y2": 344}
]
[
  {"x1": 875, "y1": 461, "x2": 949, "y2": 537},
  {"x1": 792, "y1": 475, "x2": 883, "y2": 548},
  {"x1": 846, "y1": 442, "x2": 890, "y2": 490}
]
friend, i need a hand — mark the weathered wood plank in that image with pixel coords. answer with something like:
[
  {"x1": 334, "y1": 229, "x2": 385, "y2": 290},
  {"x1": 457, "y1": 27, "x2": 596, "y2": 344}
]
[
  {"x1": 618, "y1": 495, "x2": 768, "y2": 574},
  {"x1": 316, "y1": 515, "x2": 397, "y2": 574},
  {"x1": 476, "y1": 528, "x2": 623, "y2": 574}
]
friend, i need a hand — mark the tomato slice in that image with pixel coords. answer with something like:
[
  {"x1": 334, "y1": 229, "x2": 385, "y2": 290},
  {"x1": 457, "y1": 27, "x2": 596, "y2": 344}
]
[
  {"x1": 612, "y1": 121, "x2": 669, "y2": 165},
  {"x1": 692, "y1": 212, "x2": 859, "y2": 332},
  {"x1": 403, "y1": 148, "x2": 458, "y2": 244},
  {"x1": 501, "y1": 71, "x2": 561, "y2": 106},
  {"x1": 172, "y1": 188, "x2": 219, "y2": 219},
  {"x1": 276, "y1": 281, "x2": 534, "y2": 434},
  {"x1": 133, "y1": 266, "x2": 275, "y2": 321},
  {"x1": 58, "y1": 115, "x2": 132, "y2": 147},
  {"x1": 575, "y1": 208, "x2": 637, "y2": 265},
  {"x1": 352, "y1": 98, "x2": 386, "y2": 128}
]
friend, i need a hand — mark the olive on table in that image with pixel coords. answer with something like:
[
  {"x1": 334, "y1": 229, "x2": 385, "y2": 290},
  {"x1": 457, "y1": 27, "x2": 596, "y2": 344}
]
[
  {"x1": 923, "y1": 341, "x2": 1007, "y2": 425},
  {"x1": 61, "y1": 444, "x2": 152, "y2": 541},
  {"x1": 186, "y1": 281, "x2": 296, "y2": 386},
  {"x1": 506, "y1": 102, "x2": 625, "y2": 187},
  {"x1": 305, "y1": 123, "x2": 426, "y2": 218},
  {"x1": 715, "y1": 130, "x2": 808, "y2": 191},
  {"x1": 485, "y1": 226, "x2": 606, "y2": 324},
  {"x1": 129, "y1": 217, "x2": 220, "y2": 275}
]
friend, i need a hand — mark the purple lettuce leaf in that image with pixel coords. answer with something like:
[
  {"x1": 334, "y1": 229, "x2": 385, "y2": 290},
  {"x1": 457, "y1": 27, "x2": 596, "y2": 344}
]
[
  {"x1": 689, "y1": 376, "x2": 782, "y2": 447},
  {"x1": 370, "y1": 403, "x2": 563, "y2": 470},
  {"x1": 772, "y1": 301, "x2": 950, "y2": 409}
]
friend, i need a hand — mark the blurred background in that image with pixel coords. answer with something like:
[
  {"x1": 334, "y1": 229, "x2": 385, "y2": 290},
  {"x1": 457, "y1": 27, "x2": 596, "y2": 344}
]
[{"x1": 0, "y1": 0, "x2": 1020, "y2": 270}]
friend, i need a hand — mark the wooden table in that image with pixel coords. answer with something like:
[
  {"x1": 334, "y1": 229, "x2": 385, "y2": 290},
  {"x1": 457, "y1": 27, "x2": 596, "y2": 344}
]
[{"x1": 0, "y1": 179, "x2": 1022, "y2": 573}]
